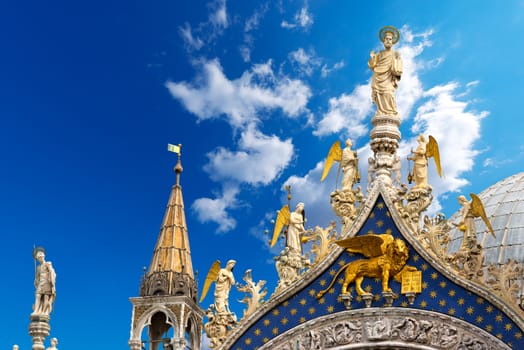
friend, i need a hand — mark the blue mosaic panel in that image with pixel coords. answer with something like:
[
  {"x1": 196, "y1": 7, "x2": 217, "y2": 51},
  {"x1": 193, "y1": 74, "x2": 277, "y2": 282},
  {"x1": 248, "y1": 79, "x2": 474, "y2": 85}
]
[{"x1": 229, "y1": 196, "x2": 523, "y2": 349}]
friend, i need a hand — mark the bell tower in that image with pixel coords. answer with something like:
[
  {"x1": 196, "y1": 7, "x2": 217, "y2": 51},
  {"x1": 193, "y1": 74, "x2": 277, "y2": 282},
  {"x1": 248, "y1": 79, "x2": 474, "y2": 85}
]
[{"x1": 129, "y1": 150, "x2": 203, "y2": 350}]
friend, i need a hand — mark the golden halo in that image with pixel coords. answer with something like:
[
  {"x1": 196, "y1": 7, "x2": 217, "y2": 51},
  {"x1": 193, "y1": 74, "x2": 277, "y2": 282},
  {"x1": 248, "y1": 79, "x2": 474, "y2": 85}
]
[{"x1": 379, "y1": 26, "x2": 400, "y2": 44}]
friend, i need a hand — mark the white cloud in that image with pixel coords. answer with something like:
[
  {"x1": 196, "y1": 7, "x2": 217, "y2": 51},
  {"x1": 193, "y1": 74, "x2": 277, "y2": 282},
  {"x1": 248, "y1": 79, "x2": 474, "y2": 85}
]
[
  {"x1": 239, "y1": 4, "x2": 269, "y2": 62},
  {"x1": 393, "y1": 26, "x2": 433, "y2": 121},
  {"x1": 288, "y1": 48, "x2": 321, "y2": 76},
  {"x1": 314, "y1": 85, "x2": 372, "y2": 139},
  {"x1": 204, "y1": 124, "x2": 294, "y2": 185},
  {"x1": 281, "y1": 4, "x2": 314, "y2": 30},
  {"x1": 166, "y1": 59, "x2": 311, "y2": 129},
  {"x1": 192, "y1": 185, "x2": 239, "y2": 233},
  {"x1": 483, "y1": 157, "x2": 512, "y2": 168},
  {"x1": 408, "y1": 81, "x2": 487, "y2": 213},
  {"x1": 167, "y1": 58, "x2": 311, "y2": 233},
  {"x1": 179, "y1": 22, "x2": 204, "y2": 51},
  {"x1": 178, "y1": 0, "x2": 229, "y2": 53},
  {"x1": 209, "y1": 0, "x2": 228, "y2": 29},
  {"x1": 321, "y1": 60, "x2": 345, "y2": 78},
  {"x1": 245, "y1": 3, "x2": 269, "y2": 32},
  {"x1": 239, "y1": 46, "x2": 251, "y2": 62}
]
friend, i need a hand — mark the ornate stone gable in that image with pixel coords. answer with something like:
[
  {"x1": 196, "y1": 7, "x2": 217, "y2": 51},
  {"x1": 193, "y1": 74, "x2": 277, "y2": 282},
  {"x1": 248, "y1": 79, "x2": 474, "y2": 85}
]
[{"x1": 221, "y1": 185, "x2": 524, "y2": 350}]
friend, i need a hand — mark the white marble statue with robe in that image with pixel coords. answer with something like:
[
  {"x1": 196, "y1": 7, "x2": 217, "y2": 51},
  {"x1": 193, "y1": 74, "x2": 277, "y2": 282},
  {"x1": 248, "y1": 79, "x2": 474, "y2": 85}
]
[
  {"x1": 408, "y1": 134, "x2": 429, "y2": 189},
  {"x1": 46, "y1": 337, "x2": 58, "y2": 350},
  {"x1": 33, "y1": 247, "x2": 56, "y2": 316},
  {"x1": 214, "y1": 259, "x2": 236, "y2": 315},
  {"x1": 341, "y1": 139, "x2": 358, "y2": 191},
  {"x1": 287, "y1": 202, "x2": 306, "y2": 254}
]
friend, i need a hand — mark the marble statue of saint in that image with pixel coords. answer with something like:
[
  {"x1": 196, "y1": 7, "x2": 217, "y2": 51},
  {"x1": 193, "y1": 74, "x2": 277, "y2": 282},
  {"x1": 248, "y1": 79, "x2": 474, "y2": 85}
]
[
  {"x1": 33, "y1": 247, "x2": 56, "y2": 316},
  {"x1": 287, "y1": 202, "x2": 306, "y2": 253},
  {"x1": 341, "y1": 139, "x2": 358, "y2": 191},
  {"x1": 368, "y1": 26, "x2": 402, "y2": 117},
  {"x1": 214, "y1": 260, "x2": 236, "y2": 315},
  {"x1": 408, "y1": 134, "x2": 428, "y2": 188},
  {"x1": 46, "y1": 337, "x2": 58, "y2": 350}
]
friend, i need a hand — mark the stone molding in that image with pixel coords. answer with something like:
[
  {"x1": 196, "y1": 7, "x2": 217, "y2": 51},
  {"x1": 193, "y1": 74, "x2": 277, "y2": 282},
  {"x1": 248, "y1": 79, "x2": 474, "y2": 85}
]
[{"x1": 259, "y1": 308, "x2": 509, "y2": 350}]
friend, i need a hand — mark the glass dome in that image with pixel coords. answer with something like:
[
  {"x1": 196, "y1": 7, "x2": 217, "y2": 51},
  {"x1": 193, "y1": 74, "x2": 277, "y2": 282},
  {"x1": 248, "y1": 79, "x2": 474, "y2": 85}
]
[{"x1": 447, "y1": 172, "x2": 524, "y2": 265}]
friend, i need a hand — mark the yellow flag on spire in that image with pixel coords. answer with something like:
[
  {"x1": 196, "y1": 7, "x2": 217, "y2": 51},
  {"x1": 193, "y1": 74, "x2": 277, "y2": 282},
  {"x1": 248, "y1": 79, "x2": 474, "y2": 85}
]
[{"x1": 167, "y1": 143, "x2": 181, "y2": 155}]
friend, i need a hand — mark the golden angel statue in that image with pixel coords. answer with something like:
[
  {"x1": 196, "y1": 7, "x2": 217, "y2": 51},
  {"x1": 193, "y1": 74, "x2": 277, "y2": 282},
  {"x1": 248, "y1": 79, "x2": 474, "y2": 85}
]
[
  {"x1": 407, "y1": 134, "x2": 442, "y2": 189},
  {"x1": 320, "y1": 139, "x2": 359, "y2": 191},
  {"x1": 200, "y1": 260, "x2": 237, "y2": 316},
  {"x1": 368, "y1": 26, "x2": 402, "y2": 117},
  {"x1": 317, "y1": 234, "x2": 415, "y2": 298},
  {"x1": 455, "y1": 193, "x2": 495, "y2": 250},
  {"x1": 271, "y1": 202, "x2": 306, "y2": 253}
]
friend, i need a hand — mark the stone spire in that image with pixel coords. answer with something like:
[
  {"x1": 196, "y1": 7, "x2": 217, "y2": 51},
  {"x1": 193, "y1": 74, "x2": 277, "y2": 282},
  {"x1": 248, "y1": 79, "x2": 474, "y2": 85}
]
[
  {"x1": 130, "y1": 152, "x2": 203, "y2": 350},
  {"x1": 140, "y1": 156, "x2": 197, "y2": 300}
]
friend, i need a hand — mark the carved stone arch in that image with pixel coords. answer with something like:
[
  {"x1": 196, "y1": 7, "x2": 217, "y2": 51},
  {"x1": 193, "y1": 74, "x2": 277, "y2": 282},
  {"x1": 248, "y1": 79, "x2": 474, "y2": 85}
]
[
  {"x1": 183, "y1": 310, "x2": 201, "y2": 349},
  {"x1": 131, "y1": 305, "x2": 179, "y2": 341},
  {"x1": 258, "y1": 308, "x2": 510, "y2": 350}
]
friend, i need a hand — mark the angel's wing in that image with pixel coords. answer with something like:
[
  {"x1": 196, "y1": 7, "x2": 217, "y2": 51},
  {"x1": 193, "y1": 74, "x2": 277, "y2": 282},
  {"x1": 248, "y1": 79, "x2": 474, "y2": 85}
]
[
  {"x1": 199, "y1": 260, "x2": 221, "y2": 303},
  {"x1": 320, "y1": 141, "x2": 343, "y2": 182},
  {"x1": 336, "y1": 233, "x2": 393, "y2": 258},
  {"x1": 470, "y1": 193, "x2": 496, "y2": 238},
  {"x1": 270, "y1": 205, "x2": 290, "y2": 247},
  {"x1": 426, "y1": 135, "x2": 443, "y2": 177}
]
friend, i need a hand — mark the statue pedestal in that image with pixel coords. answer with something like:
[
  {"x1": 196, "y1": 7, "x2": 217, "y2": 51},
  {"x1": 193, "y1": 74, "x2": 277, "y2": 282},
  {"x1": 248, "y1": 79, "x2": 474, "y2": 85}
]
[
  {"x1": 29, "y1": 314, "x2": 50, "y2": 350},
  {"x1": 128, "y1": 340, "x2": 142, "y2": 350},
  {"x1": 382, "y1": 291, "x2": 397, "y2": 307},
  {"x1": 362, "y1": 294, "x2": 373, "y2": 308},
  {"x1": 339, "y1": 293, "x2": 353, "y2": 310}
]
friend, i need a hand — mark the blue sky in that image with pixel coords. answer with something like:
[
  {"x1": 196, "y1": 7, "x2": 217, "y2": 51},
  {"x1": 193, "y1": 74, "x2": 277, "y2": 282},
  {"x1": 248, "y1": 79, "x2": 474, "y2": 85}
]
[{"x1": 2, "y1": 1, "x2": 524, "y2": 349}]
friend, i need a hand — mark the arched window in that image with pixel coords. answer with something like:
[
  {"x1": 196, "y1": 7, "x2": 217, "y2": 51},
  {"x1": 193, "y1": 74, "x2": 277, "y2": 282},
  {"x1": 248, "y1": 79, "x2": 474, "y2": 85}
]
[{"x1": 140, "y1": 312, "x2": 174, "y2": 350}]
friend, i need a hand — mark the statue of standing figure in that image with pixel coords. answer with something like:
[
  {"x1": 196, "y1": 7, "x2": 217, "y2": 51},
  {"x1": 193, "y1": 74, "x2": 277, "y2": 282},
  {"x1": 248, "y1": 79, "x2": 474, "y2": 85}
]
[
  {"x1": 213, "y1": 260, "x2": 236, "y2": 316},
  {"x1": 341, "y1": 140, "x2": 359, "y2": 191},
  {"x1": 46, "y1": 337, "x2": 59, "y2": 350},
  {"x1": 33, "y1": 247, "x2": 56, "y2": 316},
  {"x1": 368, "y1": 26, "x2": 402, "y2": 117},
  {"x1": 408, "y1": 134, "x2": 429, "y2": 189},
  {"x1": 287, "y1": 202, "x2": 306, "y2": 253}
]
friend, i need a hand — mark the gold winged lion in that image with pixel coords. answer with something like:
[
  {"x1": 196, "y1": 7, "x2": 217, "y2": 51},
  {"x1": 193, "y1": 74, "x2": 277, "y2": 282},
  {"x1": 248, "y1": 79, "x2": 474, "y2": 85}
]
[{"x1": 317, "y1": 234, "x2": 416, "y2": 298}]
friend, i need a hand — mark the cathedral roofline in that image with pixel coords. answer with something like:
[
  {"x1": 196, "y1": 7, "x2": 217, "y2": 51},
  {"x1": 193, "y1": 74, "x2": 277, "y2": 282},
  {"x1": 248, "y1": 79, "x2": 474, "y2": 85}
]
[{"x1": 220, "y1": 180, "x2": 524, "y2": 349}]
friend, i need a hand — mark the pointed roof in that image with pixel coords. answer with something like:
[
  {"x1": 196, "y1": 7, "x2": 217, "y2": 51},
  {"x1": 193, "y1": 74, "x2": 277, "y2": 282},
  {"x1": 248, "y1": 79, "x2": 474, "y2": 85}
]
[{"x1": 141, "y1": 158, "x2": 196, "y2": 298}]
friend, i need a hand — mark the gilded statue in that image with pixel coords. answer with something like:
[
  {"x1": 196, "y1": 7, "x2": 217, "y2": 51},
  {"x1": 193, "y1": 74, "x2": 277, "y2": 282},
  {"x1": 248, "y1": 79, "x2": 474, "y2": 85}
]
[
  {"x1": 368, "y1": 26, "x2": 402, "y2": 117},
  {"x1": 33, "y1": 247, "x2": 56, "y2": 316},
  {"x1": 201, "y1": 259, "x2": 237, "y2": 316},
  {"x1": 201, "y1": 260, "x2": 237, "y2": 348},
  {"x1": 320, "y1": 139, "x2": 360, "y2": 191},
  {"x1": 271, "y1": 202, "x2": 306, "y2": 253},
  {"x1": 454, "y1": 193, "x2": 495, "y2": 250},
  {"x1": 407, "y1": 134, "x2": 442, "y2": 189},
  {"x1": 272, "y1": 193, "x2": 311, "y2": 293},
  {"x1": 317, "y1": 234, "x2": 416, "y2": 298}
]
